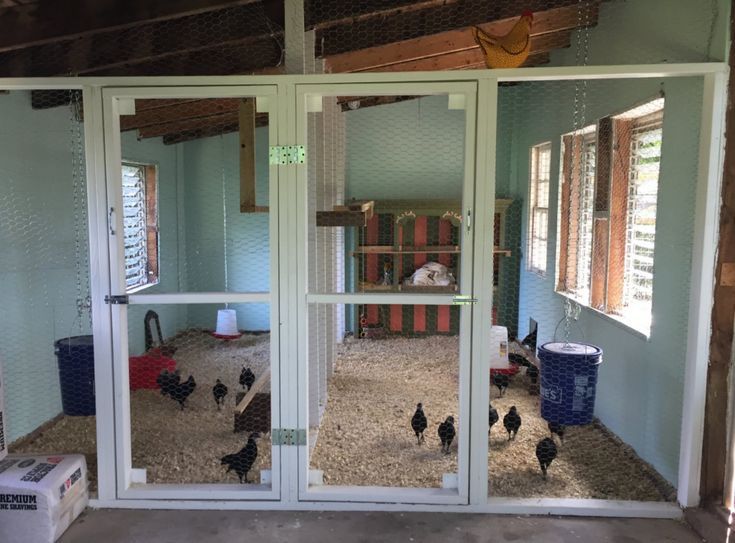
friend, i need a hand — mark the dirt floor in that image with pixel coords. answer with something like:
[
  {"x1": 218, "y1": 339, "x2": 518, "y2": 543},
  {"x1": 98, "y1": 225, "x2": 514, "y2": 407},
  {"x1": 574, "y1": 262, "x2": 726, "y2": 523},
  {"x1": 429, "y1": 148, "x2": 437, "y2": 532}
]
[
  {"x1": 11, "y1": 331, "x2": 273, "y2": 492},
  {"x1": 311, "y1": 336, "x2": 675, "y2": 501}
]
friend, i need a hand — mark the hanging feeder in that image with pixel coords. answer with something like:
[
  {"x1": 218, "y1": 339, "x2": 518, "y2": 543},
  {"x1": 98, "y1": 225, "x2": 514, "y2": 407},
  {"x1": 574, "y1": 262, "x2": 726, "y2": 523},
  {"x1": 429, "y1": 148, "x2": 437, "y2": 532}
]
[{"x1": 212, "y1": 309, "x2": 242, "y2": 340}]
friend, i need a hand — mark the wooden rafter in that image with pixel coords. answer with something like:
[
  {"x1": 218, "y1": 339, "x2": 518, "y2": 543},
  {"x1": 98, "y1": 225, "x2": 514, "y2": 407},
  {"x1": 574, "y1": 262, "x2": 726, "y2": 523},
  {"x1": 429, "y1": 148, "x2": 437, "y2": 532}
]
[
  {"x1": 325, "y1": 4, "x2": 596, "y2": 73},
  {"x1": 0, "y1": 0, "x2": 269, "y2": 53},
  {"x1": 315, "y1": 0, "x2": 593, "y2": 57}
]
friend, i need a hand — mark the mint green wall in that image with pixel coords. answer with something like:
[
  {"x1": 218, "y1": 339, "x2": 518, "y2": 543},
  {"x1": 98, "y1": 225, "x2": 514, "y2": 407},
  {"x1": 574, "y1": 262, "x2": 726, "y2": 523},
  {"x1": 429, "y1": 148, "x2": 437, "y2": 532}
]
[
  {"x1": 509, "y1": 77, "x2": 703, "y2": 485},
  {"x1": 121, "y1": 132, "x2": 189, "y2": 355},
  {"x1": 345, "y1": 95, "x2": 465, "y2": 200},
  {"x1": 550, "y1": 0, "x2": 729, "y2": 66},
  {"x1": 0, "y1": 91, "x2": 89, "y2": 443},
  {"x1": 182, "y1": 129, "x2": 271, "y2": 331}
]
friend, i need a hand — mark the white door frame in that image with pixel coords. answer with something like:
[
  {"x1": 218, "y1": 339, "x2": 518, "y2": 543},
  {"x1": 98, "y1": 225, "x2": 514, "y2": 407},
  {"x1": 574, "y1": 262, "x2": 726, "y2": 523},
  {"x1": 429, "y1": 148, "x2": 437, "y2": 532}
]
[
  {"x1": 292, "y1": 81, "x2": 477, "y2": 505},
  {"x1": 101, "y1": 85, "x2": 282, "y2": 501},
  {"x1": 0, "y1": 61, "x2": 725, "y2": 514}
]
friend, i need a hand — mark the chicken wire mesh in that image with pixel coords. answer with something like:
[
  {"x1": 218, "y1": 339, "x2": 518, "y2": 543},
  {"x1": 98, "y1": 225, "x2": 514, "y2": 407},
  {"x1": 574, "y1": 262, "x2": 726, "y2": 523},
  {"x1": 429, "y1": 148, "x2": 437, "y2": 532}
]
[
  {"x1": 304, "y1": 93, "x2": 468, "y2": 489},
  {"x1": 126, "y1": 303, "x2": 273, "y2": 486},
  {"x1": 0, "y1": 89, "x2": 97, "y2": 495},
  {"x1": 488, "y1": 76, "x2": 702, "y2": 500},
  {"x1": 119, "y1": 96, "x2": 271, "y2": 295},
  {"x1": 307, "y1": 303, "x2": 461, "y2": 489}
]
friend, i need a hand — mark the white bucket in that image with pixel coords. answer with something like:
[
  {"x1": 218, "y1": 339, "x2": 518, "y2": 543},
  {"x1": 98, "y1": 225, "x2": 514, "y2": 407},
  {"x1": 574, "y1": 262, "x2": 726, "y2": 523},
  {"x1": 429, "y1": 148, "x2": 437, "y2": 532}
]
[{"x1": 215, "y1": 309, "x2": 239, "y2": 336}]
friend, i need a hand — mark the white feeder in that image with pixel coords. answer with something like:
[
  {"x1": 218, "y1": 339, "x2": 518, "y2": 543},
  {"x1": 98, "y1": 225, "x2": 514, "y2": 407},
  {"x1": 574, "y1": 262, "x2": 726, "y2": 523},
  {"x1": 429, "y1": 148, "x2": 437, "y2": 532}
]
[{"x1": 214, "y1": 309, "x2": 240, "y2": 338}]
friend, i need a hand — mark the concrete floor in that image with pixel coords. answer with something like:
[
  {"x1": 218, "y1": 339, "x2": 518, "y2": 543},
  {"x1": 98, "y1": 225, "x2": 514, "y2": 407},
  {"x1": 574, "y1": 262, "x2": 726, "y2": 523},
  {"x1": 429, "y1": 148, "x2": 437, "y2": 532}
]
[{"x1": 60, "y1": 510, "x2": 705, "y2": 543}]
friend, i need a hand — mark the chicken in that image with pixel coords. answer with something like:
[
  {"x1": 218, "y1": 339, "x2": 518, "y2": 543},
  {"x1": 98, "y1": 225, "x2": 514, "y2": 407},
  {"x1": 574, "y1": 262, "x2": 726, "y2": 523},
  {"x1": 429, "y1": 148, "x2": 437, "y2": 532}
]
[
  {"x1": 548, "y1": 421, "x2": 565, "y2": 445},
  {"x1": 472, "y1": 11, "x2": 534, "y2": 69},
  {"x1": 503, "y1": 406, "x2": 521, "y2": 441},
  {"x1": 526, "y1": 365, "x2": 539, "y2": 384},
  {"x1": 488, "y1": 403, "x2": 499, "y2": 434},
  {"x1": 156, "y1": 369, "x2": 180, "y2": 399},
  {"x1": 438, "y1": 416, "x2": 456, "y2": 454},
  {"x1": 171, "y1": 375, "x2": 196, "y2": 410},
  {"x1": 508, "y1": 353, "x2": 532, "y2": 368},
  {"x1": 492, "y1": 372, "x2": 509, "y2": 397},
  {"x1": 212, "y1": 379, "x2": 228, "y2": 410},
  {"x1": 411, "y1": 403, "x2": 428, "y2": 445},
  {"x1": 221, "y1": 432, "x2": 260, "y2": 483},
  {"x1": 536, "y1": 437, "x2": 558, "y2": 479},
  {"x1": 239, "y1": 367, "x2": 255, "y2": 391},
  {"x1": 520, "y1": 327, "x2": 537, "y2": 349}
]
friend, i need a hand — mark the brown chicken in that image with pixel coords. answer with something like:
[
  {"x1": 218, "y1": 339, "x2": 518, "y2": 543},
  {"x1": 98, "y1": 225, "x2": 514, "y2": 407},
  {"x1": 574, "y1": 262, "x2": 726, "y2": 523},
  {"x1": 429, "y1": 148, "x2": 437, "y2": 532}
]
[{"x1": 473, "y1": 11, "x2": 534, "y2": 69}]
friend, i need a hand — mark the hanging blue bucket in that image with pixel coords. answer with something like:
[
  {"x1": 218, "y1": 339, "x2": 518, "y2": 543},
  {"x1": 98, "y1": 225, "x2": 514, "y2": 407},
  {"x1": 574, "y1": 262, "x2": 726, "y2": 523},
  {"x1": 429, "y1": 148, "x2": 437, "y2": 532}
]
[
  {"x1": 539, "y1": 341, "x2": 602, "y2": 425},
  {"x1": 55, "y1": 335, "x2": 96, "y2": 416}
]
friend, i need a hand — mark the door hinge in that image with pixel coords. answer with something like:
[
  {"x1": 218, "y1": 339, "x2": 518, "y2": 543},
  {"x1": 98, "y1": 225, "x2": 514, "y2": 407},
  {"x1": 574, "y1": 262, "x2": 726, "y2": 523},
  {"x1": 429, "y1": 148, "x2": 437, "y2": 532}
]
[
  {"x1": 104, "y1": 294, "x2": 129, "y2": 305},
  {"x1": 269, "y1": 145, "x2": 305, "y2": 165},
  {"x1": 452, "y1": 295, "x2": 478, "y2": 306},
  {"x1": 272, "y1": 428, "x2": 306, "y2": 446}
]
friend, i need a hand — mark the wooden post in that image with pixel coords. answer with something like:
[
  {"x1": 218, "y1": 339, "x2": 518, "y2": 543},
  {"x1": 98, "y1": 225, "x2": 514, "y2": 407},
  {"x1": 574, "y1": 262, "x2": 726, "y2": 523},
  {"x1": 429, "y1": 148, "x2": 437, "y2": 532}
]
[
  {"x1": 701, "y1": 10, "x2": 735, "y2": 503},
  {"x1": 557, "y1": 135, "x2": 572, "y2": 292},
  {"x1": 590, "y1": 118, "x2": 612, "y2": 310},
  {"x1": 239, "y1": 97, "x2": 267, "y2": 213},
  {"x1": 606, "y1": 118, "x2": 631, "y2": 312}
]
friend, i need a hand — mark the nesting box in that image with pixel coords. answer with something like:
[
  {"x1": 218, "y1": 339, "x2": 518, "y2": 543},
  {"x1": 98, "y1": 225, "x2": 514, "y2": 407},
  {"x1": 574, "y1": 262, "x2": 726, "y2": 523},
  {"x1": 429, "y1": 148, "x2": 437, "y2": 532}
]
[{"x1": 233, "y1": 392, "x2": 271, "y2": 434}]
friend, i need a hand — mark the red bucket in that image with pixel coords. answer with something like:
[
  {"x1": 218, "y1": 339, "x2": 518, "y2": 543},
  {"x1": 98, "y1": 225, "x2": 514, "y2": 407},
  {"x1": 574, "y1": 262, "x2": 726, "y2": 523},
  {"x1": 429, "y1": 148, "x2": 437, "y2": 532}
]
[{"x1": 129, "y1": 349, "x2": 176, "y2": 390}]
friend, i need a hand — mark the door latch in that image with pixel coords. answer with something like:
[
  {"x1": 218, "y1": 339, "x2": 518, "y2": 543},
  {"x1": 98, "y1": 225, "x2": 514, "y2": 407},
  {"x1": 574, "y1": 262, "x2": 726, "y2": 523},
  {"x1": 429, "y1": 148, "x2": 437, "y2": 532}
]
[{"x1": 104, "y1": 294, "x2": 129, "y2": 305}]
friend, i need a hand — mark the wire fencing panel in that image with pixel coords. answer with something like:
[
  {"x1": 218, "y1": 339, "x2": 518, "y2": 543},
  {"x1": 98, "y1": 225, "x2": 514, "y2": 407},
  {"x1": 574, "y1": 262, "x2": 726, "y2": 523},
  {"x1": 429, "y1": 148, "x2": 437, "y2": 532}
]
[
  {"x1": 118, "y1": 96, "x2": 275, "y2": 487},
  {"x1": 488, "y1": 76, "x2": 702, "y2": 500},
  {"x1": 0, "y1": 89, "x2": 97, "y2": 495},
  {"x1": 305, "y1": 93, "x2": 468, "y2": 490}
]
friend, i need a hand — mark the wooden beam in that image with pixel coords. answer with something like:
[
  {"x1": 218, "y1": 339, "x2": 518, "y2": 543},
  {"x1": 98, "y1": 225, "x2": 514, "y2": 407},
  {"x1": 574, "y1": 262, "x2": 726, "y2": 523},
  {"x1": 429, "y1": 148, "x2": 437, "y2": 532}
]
[
  {"x1": 0, "y1": 0, "x2": 269, "y2": 53},
  {"x1": 316, "y1": 0, "x2": 591, "y2": 57},
  {"x1": 234, "y1": 368, "x2": 270, "y2": 414},
  {"x1": 589, "y1": 218, "x2": 609, "y2": 310},
  {"x1": 557, "y1": 134, "x2": 573, "y2": 292},
  {"x1": 325, "y1": 4, "x2": 596, "y2": 73},
  {"x1": 121, "y1": 98, "x2": 241, "y2": 131},
  {"x1": 702, "y1": 5, "x2": 735, "y2": 504},
  {"x1": 158, "y1": 114, "x2": 269, "y2": 145},
  {"x1": 356, "y1": 35, "x2": 564, "y2": 73},
  {"x1": 606, "y1": 118, "x2": 631, "y2": 312},
  {"x1": 239, "y1": 98, "x2": 265, "y2": 213},
  {"x1": 138, "y1": 111, "x2": 240, "y2": 139},
  {"x1": 306, "y1": 0, "x2": 440, "y2": 30}
]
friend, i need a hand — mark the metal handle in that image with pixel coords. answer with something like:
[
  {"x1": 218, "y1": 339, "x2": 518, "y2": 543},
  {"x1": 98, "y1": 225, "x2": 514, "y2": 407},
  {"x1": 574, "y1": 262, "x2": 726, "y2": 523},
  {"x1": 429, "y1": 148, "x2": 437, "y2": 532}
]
[
  {"x1": 108, "y1": 207, "x2": 116, "y2": 235},
  {"x1": 466, "y1": 208, "x2": 472, "y2": 232}
]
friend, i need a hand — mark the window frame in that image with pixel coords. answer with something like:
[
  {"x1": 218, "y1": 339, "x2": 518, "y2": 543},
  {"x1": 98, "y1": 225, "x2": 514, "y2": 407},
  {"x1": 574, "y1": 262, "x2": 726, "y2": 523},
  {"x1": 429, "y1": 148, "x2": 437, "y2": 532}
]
[
  {"x1": 554, "y1": 97, "x2": 664, "y2": 337},
  {"x1": 121, "y1": 161, "x2": 160, "y2": 293},
  {"x1": 527, "y1": 141, "x2": 552, "y2": 276}
]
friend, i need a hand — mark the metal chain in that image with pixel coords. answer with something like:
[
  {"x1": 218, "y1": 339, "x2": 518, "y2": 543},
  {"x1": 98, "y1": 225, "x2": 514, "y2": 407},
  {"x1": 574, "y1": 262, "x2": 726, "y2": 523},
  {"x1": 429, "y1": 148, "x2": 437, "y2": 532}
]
[
  {"x1": 69, "y1": 90, "x2": 92, "y2": 332},
  {"x1": 562, "y1": 0, "x2": 592, "y2": 344},
  {"x1": 221, "y1": 135, "x2": 229, "y2": 302}
]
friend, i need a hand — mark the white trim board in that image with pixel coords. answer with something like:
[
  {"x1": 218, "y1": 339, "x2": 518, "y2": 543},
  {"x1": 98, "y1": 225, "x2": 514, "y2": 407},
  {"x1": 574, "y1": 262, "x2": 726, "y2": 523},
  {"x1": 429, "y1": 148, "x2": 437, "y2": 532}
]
[{"x1": 88, "y1": 497, "x2": 683, "y2": 519}]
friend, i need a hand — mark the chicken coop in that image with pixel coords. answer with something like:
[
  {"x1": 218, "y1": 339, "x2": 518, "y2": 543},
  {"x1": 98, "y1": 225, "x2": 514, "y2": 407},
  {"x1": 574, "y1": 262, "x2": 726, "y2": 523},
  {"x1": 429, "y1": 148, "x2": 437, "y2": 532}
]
[{"x1": 0, "y1": 0, "x2": 728, "y2": 518}]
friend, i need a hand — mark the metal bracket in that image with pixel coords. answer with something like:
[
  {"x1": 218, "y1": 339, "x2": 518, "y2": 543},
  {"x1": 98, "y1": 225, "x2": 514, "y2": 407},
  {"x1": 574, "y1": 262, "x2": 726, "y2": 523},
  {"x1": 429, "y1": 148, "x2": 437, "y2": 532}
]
[
  {"x1": 272, "y1": 428, "x2": 306, "y2": 446},
  {"x1": 269, "y1": 145, "x2": 305, "y2": 165},
  {"x1": 452, "y1": 295, "x2": 478, "y2": 306},
  {"x1": 104, "y1": 294, "x2": 129, "y2": 305}
]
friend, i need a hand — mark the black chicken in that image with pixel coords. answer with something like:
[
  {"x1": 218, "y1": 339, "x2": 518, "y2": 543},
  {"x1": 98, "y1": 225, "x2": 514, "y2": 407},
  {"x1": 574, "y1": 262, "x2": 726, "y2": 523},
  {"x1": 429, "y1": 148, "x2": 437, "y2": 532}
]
[
  {"x1": 438, "y1": 416, "x2": 456, "y2": 454},
  {"x1": 411, "y1": 403, "x2": 427, "y2": 445},
  {"x1": 239, "y1": 367, "x2": 255, "y2": 391},
  {"x1": 503, "y1": 406, "x2": 521, "y2": 441},
  {"x1": 488, "y1": 403, "x2": 499, "y2": 434},
  {"x1": 548, "y1": 421, "x2": 565, "y2": 444},
  {"x1": 536, "y1": 437, "x2": 558, "y2": 479},
  {"x1": 213, "y1": 379, "x2": 228, "y2": 410},
  {"x1": 520, "y1": 327, "x2": 537, "y2": 349},
  {"x1": 527, "y1": 365, "x2": 539, "y2": 384},
  {"x1": 492, "y1": 372, "x2": 509, "y2": 397},
  {"x1": 156, "y1": 369, "x2": 180, "y2": 399},
  {"x1": 221, "y1": 432, "x2": 260, "y2": 483},
  {"x1": 508, "y1": 353, "x2": 532, "y2": 368},
  {"x1": 172, "y1": 375, "x2": 196, "y2": 410}
]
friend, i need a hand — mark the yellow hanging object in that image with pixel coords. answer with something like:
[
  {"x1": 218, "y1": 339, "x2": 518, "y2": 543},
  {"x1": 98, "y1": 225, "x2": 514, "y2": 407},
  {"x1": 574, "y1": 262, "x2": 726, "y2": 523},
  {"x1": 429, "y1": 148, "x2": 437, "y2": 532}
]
[{"x1": 473, "y1": 11, "x2": 534, "y2": 69}]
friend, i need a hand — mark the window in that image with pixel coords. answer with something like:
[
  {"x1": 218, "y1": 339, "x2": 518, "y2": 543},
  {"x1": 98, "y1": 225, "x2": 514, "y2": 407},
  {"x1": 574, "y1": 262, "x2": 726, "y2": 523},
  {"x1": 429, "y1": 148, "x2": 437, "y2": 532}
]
[
  {"x1": 528, "y1": 142, "x2": 551, "y2": 275},
  {"x1": 556, "y1": 98, "x2": 664, "y2": 335},
  {"x1": 556, "y1": 127, "x2": 596, "y2": 302},
  {"x1": 122, "y1": 162, "x2": 159, "y2": 292}
]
